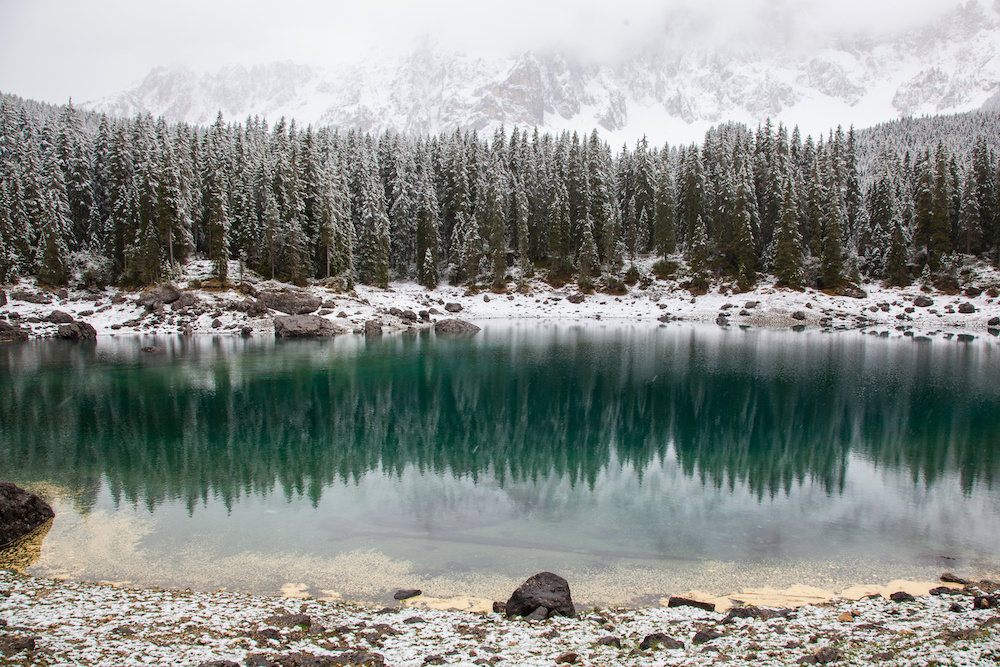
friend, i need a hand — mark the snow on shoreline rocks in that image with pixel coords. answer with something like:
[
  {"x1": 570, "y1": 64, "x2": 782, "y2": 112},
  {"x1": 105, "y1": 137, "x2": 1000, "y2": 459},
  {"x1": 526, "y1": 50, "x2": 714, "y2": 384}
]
[
  {"x1": 1, "y1": 259, "x2": 1000, "y2": 343},
  {"x1": 1, "y1": 570, "x2": 999, "y2": 666}
]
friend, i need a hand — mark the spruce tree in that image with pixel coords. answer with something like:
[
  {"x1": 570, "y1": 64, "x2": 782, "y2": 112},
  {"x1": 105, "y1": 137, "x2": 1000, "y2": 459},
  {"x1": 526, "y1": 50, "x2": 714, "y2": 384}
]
[
  {"x1": 773, "y1": 178, "x2": 803, "y2": 288},
  {"x1": 415, "y1": 160, "x2": 440, "y2": 289},
  {"x1": 357, "y1": 169, "x2": 391, "y2": 288},
  {"x1": 687, "y1": 215, "x2": 710, "y2": 291},
  {"x1": 884, "y1": 218, "x2": 910, "y2": 287},
  {"x1": 0, "y1": 185, "x2": 16, "y2": 282},
  {"x1": 513, "y1": 176, "x2": 532, "y2": 282},
  {"x1": 454, "y1": 211, "x2": 483, "y2": 285},
  {"x1": 578, "y1": 218, "x2": 598, "y2": 288},
  {"x1": 484, "y1": 161, "x2": 507, "y2": 289},
  {"x1": 549, "y1": 181, "x2": 571, "y2": 276},
  {"x1": 928, "y1": 144, "x2": 952, "y2": 270},
  {"x1": 653, "y1": 162, "x2": 676, "y2": 258},
  {"x1": 821, "y1": 204, "x2": 844, "y2": 289},
  {"x1": 205, "y1": 173, "x2": 230, "y2": 283}
]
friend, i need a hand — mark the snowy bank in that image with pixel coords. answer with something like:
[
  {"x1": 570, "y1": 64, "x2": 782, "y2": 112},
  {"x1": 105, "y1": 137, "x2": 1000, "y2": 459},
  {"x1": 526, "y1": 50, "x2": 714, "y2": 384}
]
[{"x1": 2, "y1": 260, "x2": 1000, "y2": 344}]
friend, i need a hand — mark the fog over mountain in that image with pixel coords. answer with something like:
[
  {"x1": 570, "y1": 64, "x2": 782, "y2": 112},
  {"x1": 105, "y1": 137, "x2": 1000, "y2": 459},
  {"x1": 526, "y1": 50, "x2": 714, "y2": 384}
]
[
  {"x1": 2, "y1": 0, "x2": 997, "y2": 143},
  {"x1": 74, "y1": 1, "x2": 1000, "y2": 143}
]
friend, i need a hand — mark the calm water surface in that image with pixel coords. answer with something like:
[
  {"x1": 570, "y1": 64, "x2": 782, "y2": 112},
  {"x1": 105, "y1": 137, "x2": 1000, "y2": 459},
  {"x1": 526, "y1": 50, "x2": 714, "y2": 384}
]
[{"x1": 3, "y1": 322, "x2": 1000, "y2": 606}]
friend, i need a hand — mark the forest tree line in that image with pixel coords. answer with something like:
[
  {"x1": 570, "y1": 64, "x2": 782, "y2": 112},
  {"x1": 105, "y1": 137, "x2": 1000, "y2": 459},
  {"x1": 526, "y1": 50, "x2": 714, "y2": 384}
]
[{"x1": 1, "y1": 94, "x2": 999, "y2": 293}]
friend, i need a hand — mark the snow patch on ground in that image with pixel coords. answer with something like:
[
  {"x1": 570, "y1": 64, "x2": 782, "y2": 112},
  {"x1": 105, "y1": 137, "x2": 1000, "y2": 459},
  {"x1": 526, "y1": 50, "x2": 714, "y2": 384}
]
[{"x1": 3, "y1": 258, "x2": 1000, "y2": 345}]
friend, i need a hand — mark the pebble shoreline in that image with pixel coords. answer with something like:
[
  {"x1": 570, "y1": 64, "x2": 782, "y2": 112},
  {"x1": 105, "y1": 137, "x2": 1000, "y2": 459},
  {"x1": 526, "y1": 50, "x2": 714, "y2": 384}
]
[{"x1": 3, "y1": 570, "x2": 1000, "y2": 666}]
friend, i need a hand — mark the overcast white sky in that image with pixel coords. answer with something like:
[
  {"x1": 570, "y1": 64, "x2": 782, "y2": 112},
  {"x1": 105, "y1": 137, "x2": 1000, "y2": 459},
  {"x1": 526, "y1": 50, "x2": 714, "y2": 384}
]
[{"x1": 0, "y1": 0, "x2": 973, "y2": 105}]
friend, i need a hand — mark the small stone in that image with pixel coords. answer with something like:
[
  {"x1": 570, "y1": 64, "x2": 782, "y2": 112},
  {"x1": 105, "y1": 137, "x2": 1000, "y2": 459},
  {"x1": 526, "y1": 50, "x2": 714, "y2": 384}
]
[
  {"x1": 491, "y1": 601, "x2": 506, "y2": 614},
  {"x1": 988, "y1": 317, "x2": 1000, "y2": 327},
  {"x1": 393, "y1": 589, "x2": 421, "y2": 600},
  {"x1": 949, "y1": 603, "x2": 964, "y2": 612},
  {"x1": 692, "y1": 628, "x2": 722, "y2": 644},
  {"x1": 597, "y1": 636, "x2": 621, "y2": 648},
  {"x1": 403, "y1": 616, "x2": 425, "y2": 624},
  {"x1": 639, "y1": 633, "x2": 684, "y2": 650},
  {"x1": 365, "y1": 320, "x2": 383, "y2": 336},
  {"x1": 211, "y1": 318, "x2": 222, "y2": 328},
  {"x1": 837, "y1": 612, "x2": 854, "y2": 622},
  {"x1": 792, "y1": 311, "x2": 806, "y2": 321},
  {"x1": 196, "y1": 662, "x2": 239, "y2": 667},
  {"x1": 555, "y1": 652, "x2": 579, "y2": 664},
  {"x1": 483, "y1": 294, "x2": 491, "y2": 302},
  {"x1": 957, "y1": 302, "x2": 976, "y2": 314},
  {"x1": 263, "y1": 613, "x2": 311, "y2": 628},
  {"x1": 444, "y1": 302, "x2": 463, "y2": 313},
  {"x1": 0, "y1": 636, "x2": 36, "y2": 656},
  {"x1": 813, "y1": 646, "x2": 843, "y2": 664},
  {"x1": 974, "y1": 596, "x2": 998, "y2": 609},
  {"x1": 889, "y1": 591, "x2": 915, "y2": 603},
  {"x1": 423, "y1": 655, "x2": 446, "y2": 665}
]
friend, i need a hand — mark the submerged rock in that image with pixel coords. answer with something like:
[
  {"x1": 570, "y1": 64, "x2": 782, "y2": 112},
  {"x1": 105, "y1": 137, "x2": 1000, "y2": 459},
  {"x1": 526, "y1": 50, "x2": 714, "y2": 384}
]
[
  {"x1": 0, "y1": 481, "x2": 55, "y2": 547},
  {"x1": 274, "y1": 315, "x2": 344, "y2": 338},
  {"x1": 0, "y1": 321, "x2": 29, "y2": 342},
  {"x1": 393, "y1": 589, "x2": 421, "y2": 600},
  {"x1": 505, "y1": 571, "x2": 575, "y2": 619},
  {"x1": 434, "y1": 319, "x2": 481, "y2": 334},
  {"x1": 668, "y1": 596, "x2": 715, "y2": 612}
]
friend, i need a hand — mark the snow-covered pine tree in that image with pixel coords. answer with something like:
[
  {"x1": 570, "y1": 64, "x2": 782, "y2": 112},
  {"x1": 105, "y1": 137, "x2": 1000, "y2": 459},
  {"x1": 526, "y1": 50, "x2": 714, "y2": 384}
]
[
  {"x1": 687, "y1": 215, "x2": 710, "y2": 291},
  {"x1": 773, "y1": 177, "x2": 803, "y2": 288},
  {"x1": 653, "y1": 159, "x2": 676, "y2": 258},
  {"x1": 415, "y1": 154, "x2": 440, "y2": 289}
]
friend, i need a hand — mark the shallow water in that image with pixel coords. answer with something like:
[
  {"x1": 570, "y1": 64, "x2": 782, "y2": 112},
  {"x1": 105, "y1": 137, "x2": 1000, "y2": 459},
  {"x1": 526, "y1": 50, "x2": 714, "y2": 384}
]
[{"x1": 3, "y1": 322, "x2": 1000, "y2": 606}]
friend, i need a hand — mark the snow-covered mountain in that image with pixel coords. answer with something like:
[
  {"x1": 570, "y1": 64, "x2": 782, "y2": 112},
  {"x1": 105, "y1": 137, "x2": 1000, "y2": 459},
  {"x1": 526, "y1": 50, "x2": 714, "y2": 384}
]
[{"x1": 85, "y1": 1, "x2": 1000, "y2": 144}]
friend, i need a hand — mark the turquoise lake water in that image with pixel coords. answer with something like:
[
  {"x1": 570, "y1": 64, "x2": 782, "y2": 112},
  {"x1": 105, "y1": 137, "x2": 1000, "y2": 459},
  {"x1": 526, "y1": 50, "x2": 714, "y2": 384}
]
[{"x1": 3, "y1": 322, "x2": 999, "y2": 606}]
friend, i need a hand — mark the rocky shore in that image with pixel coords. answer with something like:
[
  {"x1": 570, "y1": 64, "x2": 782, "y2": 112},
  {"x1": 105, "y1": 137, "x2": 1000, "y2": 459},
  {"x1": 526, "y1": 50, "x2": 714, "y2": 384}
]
[
  {"x1": 2, "y1": 259, "x2": 1000, "y2": 343},
  {"x1": 2, "y1": 569, "x2": 1000, "y2": 666}
]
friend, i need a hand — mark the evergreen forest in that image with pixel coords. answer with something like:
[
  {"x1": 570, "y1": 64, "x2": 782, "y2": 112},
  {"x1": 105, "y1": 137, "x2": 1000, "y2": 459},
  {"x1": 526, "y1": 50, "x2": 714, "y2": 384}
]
[{"x1": 1, "y1": 93, "x2": 999, "y2": 294}]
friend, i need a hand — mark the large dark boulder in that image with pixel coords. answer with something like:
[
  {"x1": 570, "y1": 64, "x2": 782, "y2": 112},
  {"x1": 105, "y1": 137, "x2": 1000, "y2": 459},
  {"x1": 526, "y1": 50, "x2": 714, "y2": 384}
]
[
  {"x1": 260, "y1": 290, "x2": 322, "y2": 315},
  {"x1": 913, "y1": 295, "x2": 934, "y2": 308},
  {"x1": 0, "y1": 481, "x2": 54, "y2": 547},
  {"x1": 434, "y1": 319, "x2": 481, "y2": 334},
  {"x1": 139, "y1": 284, "x2": 181, "y2": 307},
  {"x1": 274, "y1": 315, "x2": 345, "y2": 338},
  {"x1": 56, "y1": 321, "x2": 97, "y2": 341},
  {"x1": 45, "y1": 310, "x2": 75, "y2": 324},
  {"x1": 171, "y1": 291, "x2": 200, "y2": 311},
  {"x1": 505, "y1": 571, "x2": 575, "y2": 619},
  {"x1": 10, "y1": 290, "x2": 52, "y2": 305}
]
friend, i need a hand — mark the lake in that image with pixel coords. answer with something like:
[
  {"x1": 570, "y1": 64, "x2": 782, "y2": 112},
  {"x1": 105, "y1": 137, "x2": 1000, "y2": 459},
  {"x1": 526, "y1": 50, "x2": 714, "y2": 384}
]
[{"x1": 3, "y1": 322, "x2": 1000, "y2": 607}]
